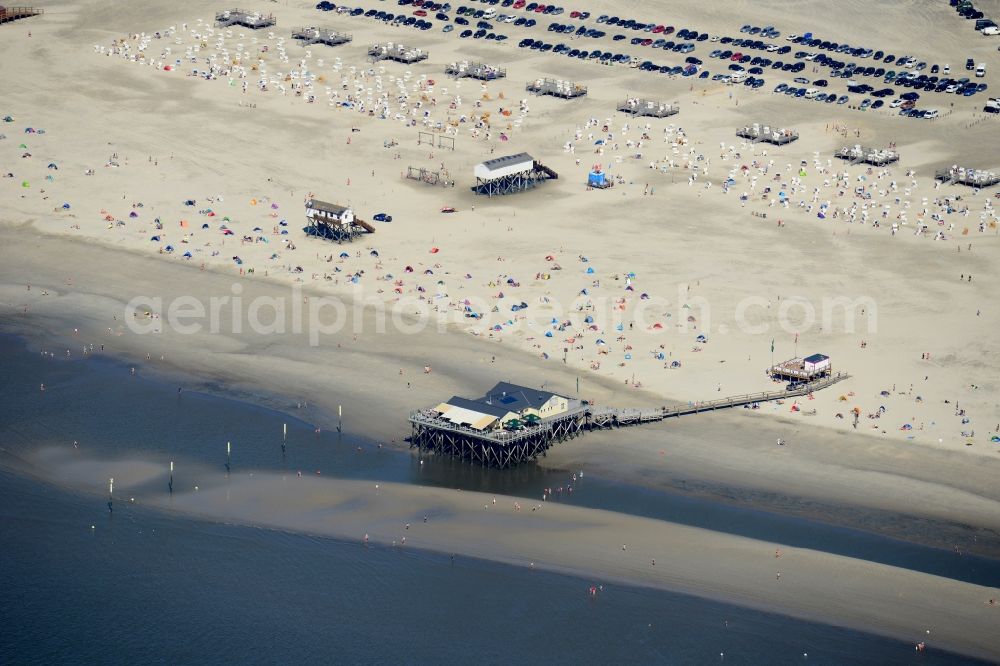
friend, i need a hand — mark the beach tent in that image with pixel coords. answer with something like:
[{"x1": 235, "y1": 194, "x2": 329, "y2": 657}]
[
  {"x1": 696, "y1": 334, "x2": 707, "y2": 342},
  {"x1": 544, "y1": 331, "x2": 553, "y2": 337},
  {"x1": 182, "y1": 251, "x2": 193, "y2": 258},
  {"x1": 21, "y1": 181, "x2": 29, "y2": 187},
  {"x1": 271, "y1": 203, "x2": 279, "y2": 209},
  {"x1": 202, "y1": 223, "x2": 210, "y2": 229},
  {"x1": 184, "y1": 199, "x2": 196, "y2": 206},
  {"x1": 339, "y1": 252, "x2": 350, "y2": 258},
  {"x1": 586, "y1": 267, "x2": 595, "y2": 274},
  {"x1": 670, "y1": 360, "x2": 682, "y2": 368},
  {"x1": 164, "y1": 245, "x2": 175, "y2": 253},
  {"x1": 150, "y1": 235, "x2": 161, "y2": 241},
  {"x1": 584, "y1": 315, "x2": 594, "y2": 324},
  {"x1": 640, "y1": 293, "x2": 649, "y2": 300},
  {"x1": 370, "y1": 250, "x2": 379, "y2": 257},
  {"x1": 47, "y1": 163, "x2": 58, "y2": 170},
  {"x1": 129, "y1": 211, "x2": 139, "y2": 218},
  {"x1": 62, "y1": 203, "x2": 71, "y2": 210}
]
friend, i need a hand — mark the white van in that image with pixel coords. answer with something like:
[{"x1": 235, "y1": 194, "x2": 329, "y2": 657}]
[
  {"x1": 483, "y1": 8, "x2": 497, "y2": 19},
  {"x1": 730, "y1": 71, "x2": 747, "y2": 83},
  {"x1": 976, "y1": 63, "x2": 986, "y2": 77},
  {"x1": 804, "y1": 88, "x2": 819, "y2": 99}
]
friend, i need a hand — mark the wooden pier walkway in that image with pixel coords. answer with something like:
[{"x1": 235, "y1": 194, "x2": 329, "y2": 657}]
[
  {"x1": 588, "y1": 372, "x2": 849, "y2": 428},
  {"x1": 0, "y1": 6, "x2": 43, "y2": 24}
]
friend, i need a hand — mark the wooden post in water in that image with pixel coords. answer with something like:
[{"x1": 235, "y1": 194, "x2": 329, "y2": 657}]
[
  {"x1": 169, "y1": 461, "x2": 174, "y2": 493},
  {"x1": 282, "y1": 423, "x2": 287, "y2": 454},
  {"x1": 108, "y1": 477, "x2": 114, "y2": 513},
  {"x1": 226, "y1": 441, "x2": 231, "y2": 474},
  {"x1": 338, "y1": 405, "x2": 343, "y2": 433}
]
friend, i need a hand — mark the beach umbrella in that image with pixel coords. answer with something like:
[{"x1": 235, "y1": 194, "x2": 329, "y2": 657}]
[
  {"x1": 18, "y1": 143, "x2": 27, "y2": 149},
  {"x1": 253, "y1": 226, "x2": 262, "y2": 232},
  {"x1": 424, "y1": 269, "x2": 433, "y2": 275},
  {"x1": 21, "y1": 181, "x2": 29, "y2": 188},
  {"x1": 545, "y1": 254, "x2": 555, "y2": 261},
  {"x1": 47, "y1": 163, "x2": 58, "y2": 170},
  {"x1": 430, "y1": 247, "x2": 440, "y2": 254},
  {"x1": 164, "y1": 245, "x2": 175, "y2": 253},
  {"x1": 150, "y1": 235, "x2": 161, "y2": 241},
  {"x1": 62, "y1": 203, "x2": 71, "y2": 210},
  {"x1": 616, "y1": 323, "x2": 624, "y2": 332},
  {"x1": 202, "y1": 223, "x2": 210, "y2": 229},
  {"x1": 405, "y1": 265, "x2": 414, "y2": 272},
  {"x1": 129, "y1": 211, "x2": 139, "y2": 218},
  {"x1": 339, "y1": 252, "x2": 350, "y2": 258},
  {"x1": 696, "y1": 334, "x2": 707, "y2": 342},
  {"x1": 223, "y1": 216, "x2": 231, "y2": 221},
  {"x1": 670, "y1": 360, "x2": 681, "y2": 368},
  {"x1": 370, "y1": 250, "x2": 379, "y2": 257},
  {"x1": 271, "y1": 203, "x2": 279, "y2": 209},
  {"x1": 182, "y1": 251, "x2": 193, "y2": 258},
  {"x1": 640, "y1": 293, "x2": 649, "y2": 300},
  {"x1": 24, "y1": 128, "x2": 35, "y2": 134},
  {"x1": 596, "y1": 339, "x2": 606, "y2": 345},
  {"x1": 545, "y1": 331, "x2": 553, "y2": 337},
  {"x1": 586, "y1": 267, "x2": 594, "y2": 274},
  {"x1": 652, "y1": 323, "x2": 663, "y2": 329}
]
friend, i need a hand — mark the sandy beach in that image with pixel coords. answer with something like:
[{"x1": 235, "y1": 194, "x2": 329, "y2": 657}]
[{"x1": 3, "y1": 0, "x2": 1000, "y2": 660}]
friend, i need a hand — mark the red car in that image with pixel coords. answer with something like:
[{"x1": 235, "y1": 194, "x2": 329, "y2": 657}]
[
  {"x1": 535, "y1": 4, "x2": 546, "y2": 12},
  {"x1": 513, "y1": 0, "x2": 525, "y2": 7},
  {"x1": 731, "y1": 52, "x2": 743, "y2": 61},
  {"x1": 413, "y1": 9, "x2": 427, "y2": 15},
  {"x1": 641, "y1": 38, "x2": 653, "y2": 46},
  {"x1": 652, "y1": 24, "x2": 664, "y2": 33},
  {"x1": 570, "y1": 10, "x2": 580, "y2": 18}
]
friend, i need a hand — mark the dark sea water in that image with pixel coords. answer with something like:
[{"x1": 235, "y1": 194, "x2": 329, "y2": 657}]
[{"x1": 0, "y1": 335, "x2": 988, "y2": 664}]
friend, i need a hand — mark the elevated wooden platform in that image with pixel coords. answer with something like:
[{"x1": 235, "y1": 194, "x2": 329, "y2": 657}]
[
  {"x1": 737, "y1": 123, "x2": 798, "y2": 145},
  {"x1": 369, "y1": 42, "x2": 427, "y2": 64},
  {"x1": 445, "y1": 60, "x2": 506, "y2": 81},
  {"x1": 617, "y1": 98, "x2": 678, "y2": 117},
  {"x1": 292, "y1": 27, "x2": 352, "y2": 47},
  {"x1": 934, "y1": 167, "x2": 1000, "y2": 188},
  {"x1": 215, "y1": 8, "x2": 275, "y2": 29},
  {"x1": 836, "y1": 145, "x2": 899, "y2": 166},
  {"x1": 410, "y1": 373, "x2": 849, "y2": 468},
  {"x1": 0, "y1": 6, "x2": 43, "y2": 24},
  {"x1": 526, "y1": 78, "x2": 587, "y2": 98}
]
